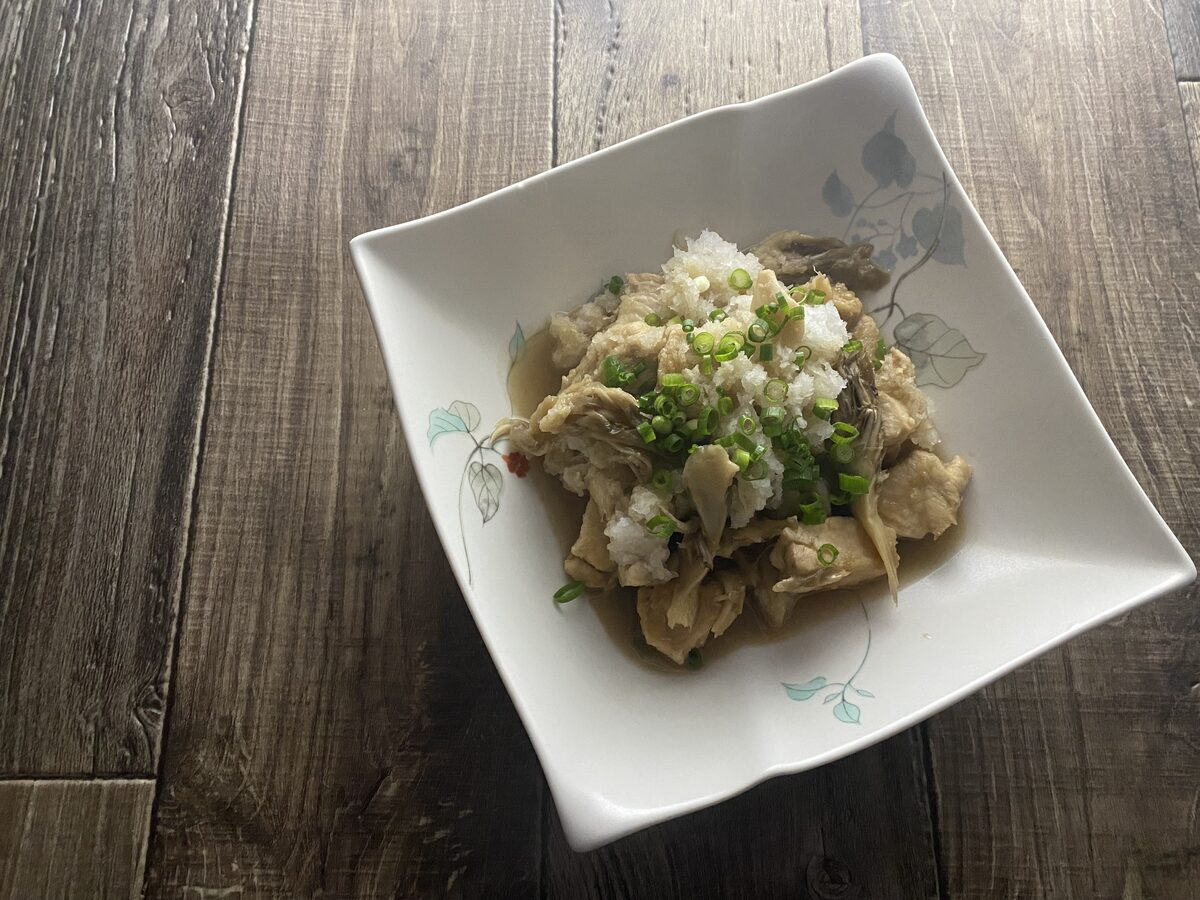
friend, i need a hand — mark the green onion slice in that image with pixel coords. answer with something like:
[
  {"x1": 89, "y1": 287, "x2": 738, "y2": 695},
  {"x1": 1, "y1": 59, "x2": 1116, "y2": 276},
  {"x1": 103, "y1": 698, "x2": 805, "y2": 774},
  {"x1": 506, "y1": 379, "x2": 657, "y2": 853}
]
[
  {"x1": 812, "y1": 397, "x2": 838, "y2": 420},
  {"x1": 709, "y1": 309, "x2": 728, "y2": 323},
  {"x1": 554, "y1": 580, "x2": 587, "y2": 603},
  {"x1": 794, "y1": 346, "x2": 812, "y2": 366},
  {"x1": 745, "y1": 459, "x2": 768, "y2": 480},
  {"x1": 650, "y1": 469, "x2": 673, "y2": 490},
  {"x1": 607, "y1": 275, "x2": 624, "y2": 295},
  {"x1": 764, "y1": 379, "x2": 788, "y2": 402},
  {"x1": 697, "y1": 405, "x2": 718, "y2": 436},
  {"x1": 830, "y1": 422, "x2": 860, "y2": 444},
  {"x1": 758, "y1": 343, "x2": 775, "y2": 362},
  {"x1": 661, "y1": 373, "x2": 686, "y2": 388},
  {"x1": 644, "y1": 312, "x2": 663, "y2": 326},
  {"x1": 645, "y1": 514, "x2": 676, "y2": 538},
  {"x1": 685, "y1": 648, "x2": 704, "y2": 669},
  {"x1": 692, "y1": 332, "x2": 715, "y2": 355},
  {"x1": 747, "y1": 319, "x2": 771, "y2": 343},
  {"x1": 651, "y1": 414, "x2": 672, "y2": 434},
  {"x1": 677, "y1": 384, "x2": 701, "y2": 407},
  {"x1": 842, "y1": 339, "x2": 863, "y2": 354},
  {"x1": 738, "y1": 414, "x2": 756, "y2": 436},
  {"x1": 661, "y1": 433, "x2": 685, "y2": 453},
  {"x1": 728, "y1": 268, "x2": 753, "y2": 290},
  {"x1": 816, "y1": 543, "x2": 839, "y2": 567},
  {"x1": 732, "y1": 448, "x2": 751, "y2": 470},
  {"x1": 636, "y1": 421, "x2": 657, "y2": 443},
  {"x1": 831, "y1": 443, "x2": 855, "y2": 465},
  {"x1": 717, "y1": 396, "x2": 734, "y2": 417},
  {"x1": 838, "y1": 472, "x2": 870, "y2": 495}
]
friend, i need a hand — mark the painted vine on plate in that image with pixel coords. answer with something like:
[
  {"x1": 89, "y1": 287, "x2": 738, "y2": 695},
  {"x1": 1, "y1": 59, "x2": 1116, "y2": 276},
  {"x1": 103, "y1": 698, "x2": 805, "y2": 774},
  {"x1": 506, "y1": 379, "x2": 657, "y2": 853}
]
[
  {"x1": 822, "y1": 112, "x2": 985, "y2": 388},
  {"x1": 427, "y1": 323, "x2": 528, "y2": 585},
  {"x1": 783, "y1": 600, "x2": 874, "y2": 724}
]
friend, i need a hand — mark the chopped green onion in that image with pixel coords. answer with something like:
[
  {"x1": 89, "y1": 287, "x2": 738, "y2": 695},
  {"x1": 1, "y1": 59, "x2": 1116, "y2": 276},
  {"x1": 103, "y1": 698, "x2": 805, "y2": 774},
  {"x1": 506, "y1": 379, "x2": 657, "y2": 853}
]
[
  {"x1": 745, "y1": 459, "x2": 768, "y2": 480},
  {"x1": 709, "y1": 309, "x2": 728, "y2": 323},
  {"x1": 807, "y1": 289, "x2": 826, "y2": 304},
  {"x1": 747, "y1": 319, "x2": 772, "y2": 343},
  {"x1": 717, "y1": 396, "x2": 734, "y2": 417},
  {"x1": 692, "y1": 332, "x2": 715, "y2": 355},
  {"x1": 828, "y1": 489, "x2": 851, "y2": 506},
  {"x1": 785, "y1": 305, "x2": 806, "y2": 321},
  {"x1": 685, "y1": 332, "x2": 695, "y2": 345},
  {"x1": 667, "y1": 315, "x2": 682, "y2": 326},
  {"x1": 650, "y1": 469, "x2": 673, "y2": 490},
  {"x1": 755, "y1": 304, "x2": 777, "y2": 319},
  {"x1": 600, "y1": 356, "x2": 624, "y2": 387},
  {"x1": 794, "y1": 346, "x2": 812, "y2": 366},
  {"x1": 644, "y1": 312, "x2": 663, "y2": 326},
  {"x1": 654, "y1": 394, "x2": 678, "y2": 416},
  {"x1": 661, "y1": 433, "x2": 685, "y2": 453},
  {"x1": 607, "y1": 275, "x2": 624, "y2": 295},
  {"x1": 732, "y1": 431, "x2": 758, "y2": 453},
  {"x1": 842, "y1": 339, "x2": 863, "y2": 354},
  {"x1": 638, "y1": 393, "x2": 654, "y2": 411},
  {"x1": 683, "y1": 418, "x2": 700, "y2": 437},
  {"x1": 774, "y1": 291, "x2": 790, "y2": 308},
  {"x1": 749, "y1": 443, "x2": 766, "y2": 461},
  {"x1": 812, "y1": 397, "x2": 838, "y2": 420},
  {"x1": 732, "y1": 448, "x2": 751, "y2": 470},
  {"x1": 636, "y1": 421, "x2": 657, "y2": 443},
  {"x1": 714, "y1": 332, "x2": 746, "y2": 362},
  {"x1": 758, "y1": 343, "x2": 775, "y2": 362},
  {"x1": 662, "y1": 373, "x2": 686, "y2": 388},
  {"x1": 651, "y1": 414, "x2": 672, "y2": 435},
  {"x1": 830, "y1": 422, "x2": 860, "y2": 444},
  {"x1": 738, "y1": 415, "x2": 756, "y2": 436},
  {"x1": 728, "y1": 268, "x2": 753, "y2": 291},
  {"x1": 699, "y1": 356, "x2": 715, "y2": 376},
  {"x1": 646, "y1": 514, "x2": 676, "y2": 538},
  {"x1": 697, "y1": 405, "x2": 718, "y2": 435},
  {"x1": 554, "y1": 580, "x2": 587, "y2": 603},
  {"x1": 816, "y1": 543, "x2": 839, "y2": 567},
  {"x1": 831, "y1": 443, "x2": 855, "y2": 465},
  {"x1": 764, "y1": 379, "x2": 788, "y2": 403},
  {"x1": 682, "y1": 318, "x2": 695, "y2": 333},
  {"x1": 839, "y1": 473, "x2": 871, "y2": 495},
  {"x1": 685, "y1": 648, "x2": 704, "y2": 669},
  {"x1": 760, "y1": 406, "x2": 786, "y2": 437},
  {"x1": 874, "y1": 338, "x2": 887, "y2": 371},
  {"x1": 799, "y1": 499, "x2": 827, "y2": 525},
  {"x1": 678, "y1": 384, "x2": 701, "y2": 407}
]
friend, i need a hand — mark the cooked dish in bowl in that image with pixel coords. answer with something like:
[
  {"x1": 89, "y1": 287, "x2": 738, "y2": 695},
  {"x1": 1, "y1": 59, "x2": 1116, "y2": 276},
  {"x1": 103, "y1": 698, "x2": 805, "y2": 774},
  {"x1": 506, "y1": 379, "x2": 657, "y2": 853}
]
[{"x1": 502, "y1": 230, "x2": 971, "y2": 665}]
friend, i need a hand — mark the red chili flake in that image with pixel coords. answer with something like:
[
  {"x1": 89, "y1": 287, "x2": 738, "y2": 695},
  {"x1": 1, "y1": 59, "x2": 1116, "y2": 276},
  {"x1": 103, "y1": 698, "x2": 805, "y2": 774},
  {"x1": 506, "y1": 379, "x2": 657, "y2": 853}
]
[{"x1": 502, "y1": 452, "x2": 530, "y2": 478}]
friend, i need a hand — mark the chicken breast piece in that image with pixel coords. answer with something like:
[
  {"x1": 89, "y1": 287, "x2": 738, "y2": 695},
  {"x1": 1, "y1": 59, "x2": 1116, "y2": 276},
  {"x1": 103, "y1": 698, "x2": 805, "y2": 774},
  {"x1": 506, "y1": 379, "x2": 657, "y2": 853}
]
[
  {"x1": 638, "y1": 567, "x2": 746, "y2": 665},
  {"x1": 734, "y1": 545, "x2": 801, "y2": 630},
  {"x1": 564, "y1": 498, "x2": 614, "y2": 587},
  {"x1": 769, "y1": 518, "x2": 886, "y2": 596},
  {"x1": 877, "y1": 450, "x2": 972, "y2": 539},
  {"x1": 876, "y1": 348, "x2": 938, "y2": 457}
]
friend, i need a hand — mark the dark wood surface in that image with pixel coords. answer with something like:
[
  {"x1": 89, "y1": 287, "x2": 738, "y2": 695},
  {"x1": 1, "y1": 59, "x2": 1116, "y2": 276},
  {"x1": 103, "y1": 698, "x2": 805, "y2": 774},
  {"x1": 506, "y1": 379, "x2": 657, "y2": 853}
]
[{"x1": 1, "y1": 1, "x2": 1197, "y2": 897}]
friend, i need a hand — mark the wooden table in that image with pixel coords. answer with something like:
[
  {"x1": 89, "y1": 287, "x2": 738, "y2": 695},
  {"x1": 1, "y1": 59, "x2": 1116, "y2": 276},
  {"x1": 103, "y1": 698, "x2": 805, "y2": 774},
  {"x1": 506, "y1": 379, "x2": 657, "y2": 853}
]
[{"x1": 2, "y1": 1, "x2": 1198, "y2": 896}]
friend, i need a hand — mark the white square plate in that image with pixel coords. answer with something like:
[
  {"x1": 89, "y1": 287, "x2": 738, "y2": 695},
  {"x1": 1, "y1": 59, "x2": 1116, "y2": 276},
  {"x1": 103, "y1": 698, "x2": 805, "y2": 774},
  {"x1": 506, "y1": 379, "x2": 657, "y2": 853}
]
[{"x1": 351, "y1": 54, "x2": 1194, "y2": 850}]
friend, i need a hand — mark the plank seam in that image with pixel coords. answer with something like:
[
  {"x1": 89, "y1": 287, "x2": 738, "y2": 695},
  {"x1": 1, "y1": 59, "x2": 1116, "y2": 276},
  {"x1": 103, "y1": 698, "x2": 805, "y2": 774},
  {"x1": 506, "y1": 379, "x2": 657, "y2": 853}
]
[
  {"x1": 139, "y1": 0, "x2": 261, "y2": 887},
  {"x1": 920, "y1": 724, "x2": 950, "y2": 900}
]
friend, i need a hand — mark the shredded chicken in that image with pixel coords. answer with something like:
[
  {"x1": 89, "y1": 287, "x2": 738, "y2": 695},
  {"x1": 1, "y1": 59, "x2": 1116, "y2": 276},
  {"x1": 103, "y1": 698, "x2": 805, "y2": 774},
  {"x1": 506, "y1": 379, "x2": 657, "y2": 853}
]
[{"x1": 877, "y1": 450, "x2": 972, "y2": 539}]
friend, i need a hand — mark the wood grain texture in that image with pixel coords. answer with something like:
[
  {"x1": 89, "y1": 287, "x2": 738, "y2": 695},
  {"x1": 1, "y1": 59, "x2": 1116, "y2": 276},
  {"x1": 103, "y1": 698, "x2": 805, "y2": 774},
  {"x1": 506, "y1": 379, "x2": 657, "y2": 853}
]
[
  {"x1": 861, "y1": 0, "x2": 1200, "y2": 896},
  {"x1": 1183, "y1": 82, "x2": 1200, "y2": 182},
  {"x1": 0, "y1": 0, "x2": 252, "y2": 774},
  {"x1": 1163, "y1": 0, "x2": 1200, "y2": 80},
  {"x1": 0, "y1": 780, "x2": 154, "y2": 900},
  {"x1": 547, "y1": 3, "x2": 940, "y2": 896},
  {"x1": 144, "y1": 0, "x2": 552, "y2": 895},
  {"x1": 555, "y1": 0, "x2": 862, "y2": 165}
]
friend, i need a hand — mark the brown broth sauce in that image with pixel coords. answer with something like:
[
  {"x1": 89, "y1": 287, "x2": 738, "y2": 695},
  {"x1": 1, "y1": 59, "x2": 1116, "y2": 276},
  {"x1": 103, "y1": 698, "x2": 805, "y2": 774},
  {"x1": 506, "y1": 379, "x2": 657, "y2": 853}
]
[{"x1": 509, "y1": 326, "x2": 966, "y2": 670}]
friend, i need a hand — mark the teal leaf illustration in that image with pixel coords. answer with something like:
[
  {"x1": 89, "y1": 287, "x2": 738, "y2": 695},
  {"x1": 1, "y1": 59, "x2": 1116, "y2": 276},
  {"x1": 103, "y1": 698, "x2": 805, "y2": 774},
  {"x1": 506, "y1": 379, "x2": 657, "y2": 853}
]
[
  {"x1": 467, "y1": 460, "x2": 503, "y2": 523},
  {"x1": 833, "y1": 699, "x2": 861, "y2": 724},
  {"x1": 862, "y1": 112, "x2": 916, "y2": 188},
  {"x1": 448, "y1": 400, "x2": 481, "y2": 433},
  {"x1": 894, "y1": 313, "x2": 986, "y2": 388},
  {"x1": 896, "y1": 233, "x2": 918, "y2": 258},
  {"x1": 508, "y1": 322, "x2": 526, "y2": 364},
  {"x1": 783, "y1": 676, "x2": 827, "y2": 701},
  {"x1": 821, "y1": 171, "x2": 855, "y2": 217},
  {"x1": 427, "y1": 408, "x2": 468, "y2": 447},
  {"x1": 911, "y1": 203, "x2": 965, "y2": 265},
  {"x1": 852, "y1": 687, "x2": 875, "y2": 698},
  {"x1": 875, "y1": 248, "x2": 897, "y2": 269},
  {"x1": 823, "y1": 692, "x2": 840, "y2": 704}
]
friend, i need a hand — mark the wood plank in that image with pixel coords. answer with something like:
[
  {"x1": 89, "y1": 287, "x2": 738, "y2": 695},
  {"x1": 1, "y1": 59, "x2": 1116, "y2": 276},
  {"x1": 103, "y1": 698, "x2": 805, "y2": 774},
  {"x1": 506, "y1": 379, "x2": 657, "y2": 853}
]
[
  {"x1": 1163, "y1": 0, "x2": 1200, "y2": 80},
  {"x1": 860, "y1": 1, "x2": 1200, "y2": 896},
  {"x1": 0, "y1": 0, "x2": 253, "y2": 773},
  {"x1": 144, "y1": 0, "x2": 552, "y2": 895},
  {"x1": 547, "y1": 3, "x2": 939, "y2": 894},
  {"x1": 0, "y1": 780, "x2": 154, "y2": 900},
  {"x1": 1183, "y1": 82, "x2": 1200, "y2": 180}
]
